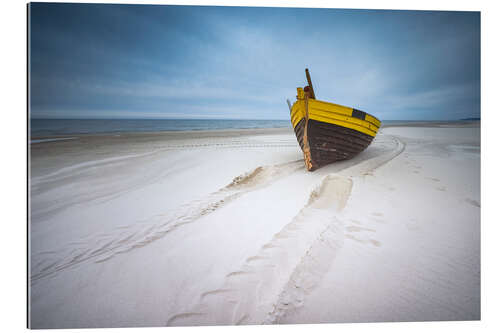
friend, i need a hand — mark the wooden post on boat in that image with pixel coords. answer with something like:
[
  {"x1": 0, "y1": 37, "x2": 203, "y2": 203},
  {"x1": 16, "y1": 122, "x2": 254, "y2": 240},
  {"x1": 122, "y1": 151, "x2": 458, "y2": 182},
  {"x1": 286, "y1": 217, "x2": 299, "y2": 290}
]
[{"x1": 305, "y1": 68, "x2": 316, "y2": 99}]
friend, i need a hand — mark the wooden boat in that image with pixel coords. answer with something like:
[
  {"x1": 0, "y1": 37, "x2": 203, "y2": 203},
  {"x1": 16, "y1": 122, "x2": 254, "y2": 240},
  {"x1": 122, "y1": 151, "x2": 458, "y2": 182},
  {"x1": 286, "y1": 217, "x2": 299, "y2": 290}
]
[{"x1": 289, "y1": 69, "x2": 381, "y2": 171}]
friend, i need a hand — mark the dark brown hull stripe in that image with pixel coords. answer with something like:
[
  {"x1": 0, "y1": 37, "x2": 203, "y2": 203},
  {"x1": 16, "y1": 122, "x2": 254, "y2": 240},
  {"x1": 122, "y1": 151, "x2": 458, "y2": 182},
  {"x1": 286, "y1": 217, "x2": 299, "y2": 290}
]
[{"x1": 294, "y1": 118, "x2": 306, "y2": 151}]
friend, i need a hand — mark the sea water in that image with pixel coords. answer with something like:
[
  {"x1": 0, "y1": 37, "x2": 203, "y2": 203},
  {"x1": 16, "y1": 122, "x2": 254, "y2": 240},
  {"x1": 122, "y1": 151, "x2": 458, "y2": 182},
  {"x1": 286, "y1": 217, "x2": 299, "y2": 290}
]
[{"x1": 30, "y1": 119, "x2": 292, "y2": 137}]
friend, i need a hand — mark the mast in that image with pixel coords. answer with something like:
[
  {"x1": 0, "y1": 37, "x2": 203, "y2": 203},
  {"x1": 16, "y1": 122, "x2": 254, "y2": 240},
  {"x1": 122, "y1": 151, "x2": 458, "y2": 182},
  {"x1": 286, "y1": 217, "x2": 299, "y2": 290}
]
[{"x1": 305, "y1": 68, "x2": 316, "y2": 99}]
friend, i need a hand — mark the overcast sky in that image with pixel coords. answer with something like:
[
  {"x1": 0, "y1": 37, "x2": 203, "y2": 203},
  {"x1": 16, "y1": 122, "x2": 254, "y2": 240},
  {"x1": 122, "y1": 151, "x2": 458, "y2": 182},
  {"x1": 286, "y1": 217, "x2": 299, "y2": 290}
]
[{"x1": 29, "y1": 3, "x2": 480, "y2": 120}]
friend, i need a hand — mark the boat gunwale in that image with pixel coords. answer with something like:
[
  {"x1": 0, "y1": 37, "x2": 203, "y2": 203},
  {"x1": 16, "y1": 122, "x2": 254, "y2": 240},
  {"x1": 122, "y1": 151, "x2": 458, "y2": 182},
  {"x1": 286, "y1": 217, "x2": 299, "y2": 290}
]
[
  {"x1": 291, "y1": 100, "x2": 379, "y2": 137},
  {"x1": 310, "y1": 98, "x2": 381, "y2": 127},
  {"x1": 308, "y1": 105, "x2": 380, "y2": 133},
  {"x1": 308, "y1": 114, "x2": 378, "y2": 137}
]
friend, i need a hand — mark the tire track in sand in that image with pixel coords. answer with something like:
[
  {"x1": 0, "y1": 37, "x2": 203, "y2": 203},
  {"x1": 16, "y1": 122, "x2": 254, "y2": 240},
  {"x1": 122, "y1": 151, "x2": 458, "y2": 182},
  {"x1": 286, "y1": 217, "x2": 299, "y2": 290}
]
[
  {"x1": 167, "y1": 136, "x2": 405, "y2": 326},
  {"x1": 30, "y1": 160, "x2": 303, "y2": 284}
]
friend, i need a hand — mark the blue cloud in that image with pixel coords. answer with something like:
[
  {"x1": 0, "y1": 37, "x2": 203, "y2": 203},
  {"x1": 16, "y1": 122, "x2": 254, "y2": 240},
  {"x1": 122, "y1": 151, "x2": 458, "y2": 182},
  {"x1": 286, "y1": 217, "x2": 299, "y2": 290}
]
[{"x1": 29, "y1": 4, "x2": 480, "y2": 120}]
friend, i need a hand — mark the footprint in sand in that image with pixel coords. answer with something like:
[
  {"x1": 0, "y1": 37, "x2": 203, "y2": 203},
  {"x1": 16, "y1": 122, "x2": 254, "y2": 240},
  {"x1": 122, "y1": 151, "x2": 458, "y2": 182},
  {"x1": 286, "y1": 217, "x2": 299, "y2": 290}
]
[
  {"x1": 345, "y1": 234, "x2": 382, "y2": 247},
  {"x1": 345, "y1": 225, "x2": 376, "y2": 233},
  {"x1": 370, "y1": 212, "x2": 385, "y2": 223},
  {"x1": 406, "y1": 218, "x2": 420, "y2": 231},
  {"x1": 465, "y1": 198, "x2": 480, "y2": 207}
]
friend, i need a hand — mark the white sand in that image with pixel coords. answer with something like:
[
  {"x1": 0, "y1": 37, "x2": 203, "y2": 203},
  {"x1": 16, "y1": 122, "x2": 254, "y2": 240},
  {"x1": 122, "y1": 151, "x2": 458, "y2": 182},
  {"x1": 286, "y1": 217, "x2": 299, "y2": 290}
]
[{"x1": 29, "y1": 124, "x2": 480, "y2": 328}]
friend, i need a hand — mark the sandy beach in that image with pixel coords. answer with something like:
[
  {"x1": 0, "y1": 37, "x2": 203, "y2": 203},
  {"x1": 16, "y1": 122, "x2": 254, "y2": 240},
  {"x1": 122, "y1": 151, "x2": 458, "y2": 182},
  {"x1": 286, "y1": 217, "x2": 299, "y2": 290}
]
[{"x1": 28, "y1": 122, "x2": 480, "y2": 328}]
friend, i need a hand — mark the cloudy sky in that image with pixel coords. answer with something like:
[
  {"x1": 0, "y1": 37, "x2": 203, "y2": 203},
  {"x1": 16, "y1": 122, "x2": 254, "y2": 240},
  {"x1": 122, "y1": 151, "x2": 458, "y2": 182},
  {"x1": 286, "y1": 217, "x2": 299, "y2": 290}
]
[{"x1": 29, "y1": 3, "x2": 480, "y2": 120}]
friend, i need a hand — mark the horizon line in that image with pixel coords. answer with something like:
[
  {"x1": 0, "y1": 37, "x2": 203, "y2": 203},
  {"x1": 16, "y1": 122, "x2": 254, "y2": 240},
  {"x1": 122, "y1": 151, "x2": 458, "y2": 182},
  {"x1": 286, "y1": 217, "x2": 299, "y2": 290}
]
[{"x1": 29, "y1": 117, "x2": 480, "y2": 121}]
